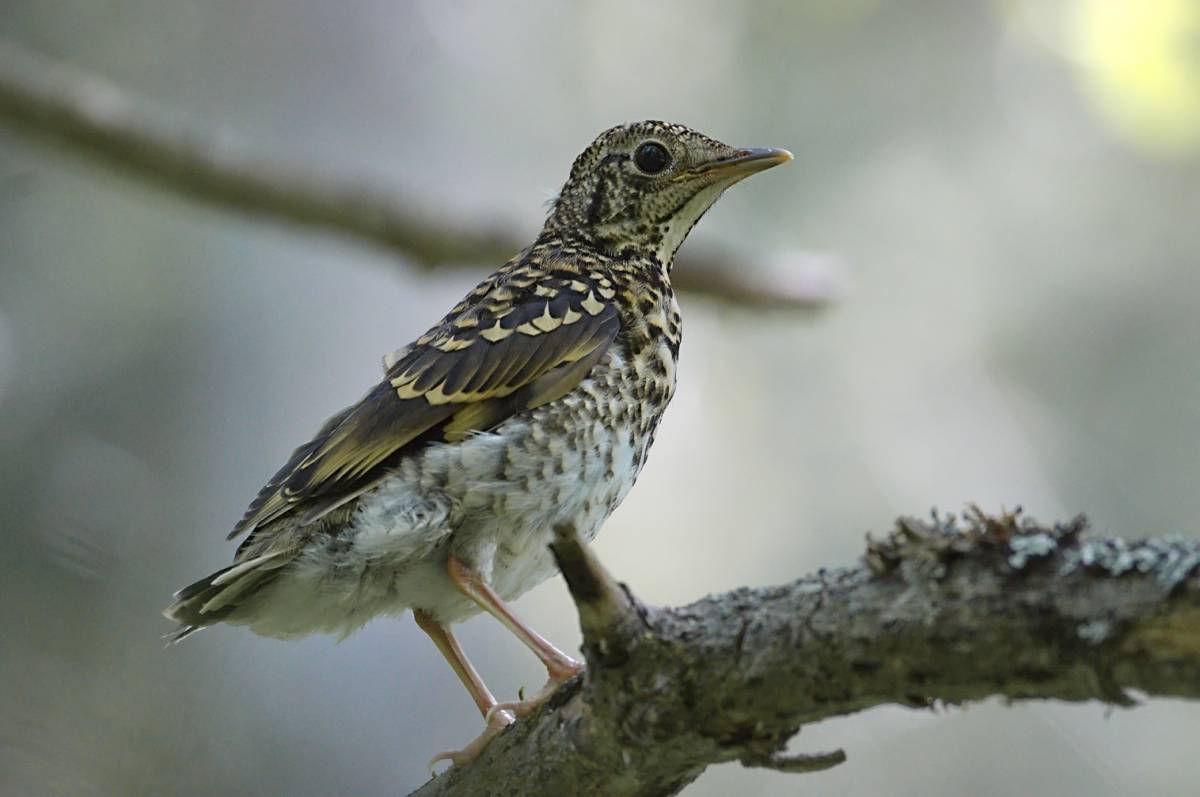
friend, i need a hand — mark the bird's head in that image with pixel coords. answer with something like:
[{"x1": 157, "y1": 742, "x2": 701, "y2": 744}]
[{"x1": 544, "y1": 120, "x2": 791, "y2": 265}]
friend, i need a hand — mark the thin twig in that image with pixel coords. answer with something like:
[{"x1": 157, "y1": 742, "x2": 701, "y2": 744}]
[
  {"x1": 0, "y1": 40, "x2": 838, "y2": 310},
  {"x1": 550, "y1": 523, "x2": 645, "y2": 665}
]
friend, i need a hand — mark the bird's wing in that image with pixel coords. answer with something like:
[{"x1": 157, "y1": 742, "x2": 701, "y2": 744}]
[{"x1": 227, "y1": 273, "x2": 620, "y2": 540}]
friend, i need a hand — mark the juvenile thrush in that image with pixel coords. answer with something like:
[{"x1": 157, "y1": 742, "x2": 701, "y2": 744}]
[{"x1": 164, "y1": 121, "x2": 791, "y2": 766}]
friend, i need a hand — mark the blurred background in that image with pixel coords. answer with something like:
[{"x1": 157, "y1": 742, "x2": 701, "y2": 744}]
[{"x1": 2, "y1": 1, "x2": 1199, "y2": 795}]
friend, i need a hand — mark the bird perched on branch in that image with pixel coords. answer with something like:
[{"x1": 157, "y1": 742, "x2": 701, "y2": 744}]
[{"x1": 164, "y1": 121, "x2": 791, "y2": 766}]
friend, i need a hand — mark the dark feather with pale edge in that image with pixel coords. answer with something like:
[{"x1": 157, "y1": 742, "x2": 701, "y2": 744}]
[{"x1": 227, "y1": 264, "x2": 620, "y2": 541}]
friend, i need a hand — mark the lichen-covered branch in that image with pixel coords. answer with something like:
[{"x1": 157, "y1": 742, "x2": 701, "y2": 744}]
[
  {"x1": 0, "y1": 40, "x2": 835, "y2": 310},
  {"x1": 412, "y1": 512, "x2": 1200, "y2": 797}
]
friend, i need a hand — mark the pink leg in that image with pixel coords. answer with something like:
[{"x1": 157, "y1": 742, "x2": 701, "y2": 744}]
[
  {"x1": 413, "y1": 609, "x2": 514, "y2": 769},
  {"x1": 447, "y1": 554, "x2": 584, "y2": 717}
]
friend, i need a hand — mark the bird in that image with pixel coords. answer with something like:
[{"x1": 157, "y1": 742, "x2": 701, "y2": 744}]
[{"x1": 164, "y1": 120, "x2": 791, "y2": 767}]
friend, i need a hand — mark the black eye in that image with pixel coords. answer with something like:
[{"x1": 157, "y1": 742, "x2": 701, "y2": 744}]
[{"x1": 634, "y1": 141, "x2": 671, "y2": 174}]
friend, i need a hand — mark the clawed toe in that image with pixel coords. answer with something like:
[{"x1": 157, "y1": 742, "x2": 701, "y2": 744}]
[
  {"x1": 487, "y1": 662, "x2": 585, "y2": 719},
  {"x1": 428, "y1": 709, "x2": 515, "y2": 774}
]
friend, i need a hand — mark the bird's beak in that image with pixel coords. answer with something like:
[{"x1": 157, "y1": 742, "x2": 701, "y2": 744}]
[{"x1": 678, "y1": 147, "x2": 794, "y2": 181}]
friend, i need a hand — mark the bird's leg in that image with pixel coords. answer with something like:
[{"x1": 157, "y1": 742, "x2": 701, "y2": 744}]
[
  {"x1": 412, "y1": 609, "x2": 514, "y2": 770},
  {"x1": 447, "y1": 554, "x2": 584, "y2": 718}
]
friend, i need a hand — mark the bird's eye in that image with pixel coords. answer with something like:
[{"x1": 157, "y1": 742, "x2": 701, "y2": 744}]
[{"x1": 634, "y1": 141, "x2": 671, "y2": 175}]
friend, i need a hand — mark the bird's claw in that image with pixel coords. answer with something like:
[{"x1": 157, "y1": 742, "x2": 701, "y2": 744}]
[
  {"x1": 427, "y1": 708, "x2": 515, "y2": 775},
  {"x1": 486, "y1": 661, "x2": 585, "y2": 720}
]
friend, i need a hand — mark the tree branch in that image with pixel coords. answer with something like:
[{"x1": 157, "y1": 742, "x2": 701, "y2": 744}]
[
  {"x1": 412, "y1": 511, "x2": 1200, "y2": 796},
  {"x1": 0, "y1": 40, "x2": 837, "y2": 310}
]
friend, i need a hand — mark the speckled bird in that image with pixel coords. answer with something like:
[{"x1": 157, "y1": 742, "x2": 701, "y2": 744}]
[{"x1": 164, "y1": 121, "x2": 791, "y2": 766}]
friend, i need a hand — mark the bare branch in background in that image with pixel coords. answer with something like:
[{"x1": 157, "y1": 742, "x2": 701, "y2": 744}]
[
  {"x1": 0, "y1": 41, "x2": 838, "y2": 310},
  {"x1": 412, "y1": 512, "x2": 1200, "y2": 797}
]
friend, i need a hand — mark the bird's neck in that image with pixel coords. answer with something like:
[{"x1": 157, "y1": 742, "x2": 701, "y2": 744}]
[{"x1": 534, "y1": 229, "x2": 675, "y2": 287}]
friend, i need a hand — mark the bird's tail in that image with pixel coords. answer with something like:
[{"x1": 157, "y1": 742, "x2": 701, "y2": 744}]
[{"x1": 162, "y1": 552, "x2": 285, "y2": 644}]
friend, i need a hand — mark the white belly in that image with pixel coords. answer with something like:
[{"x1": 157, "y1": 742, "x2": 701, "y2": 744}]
[
  {"x1": 361, "y1": 409, "x2": 641, "y2": 625},
  {"x1": 230, "y1": 345, "x2": 667, "y2": 638},
  {"x1": 234, "y1": 397, "x2": 644, "y2": 637}
]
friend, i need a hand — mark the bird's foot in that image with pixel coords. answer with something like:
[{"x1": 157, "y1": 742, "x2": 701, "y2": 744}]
[
  {"x1": 487, "y1": 659, "x2": 585, "y2": 719},
  {"x1": 428, "y1": 708, "x2": 515, "y2": 773}
]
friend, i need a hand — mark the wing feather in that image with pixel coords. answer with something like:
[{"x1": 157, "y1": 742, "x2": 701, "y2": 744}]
[{"x1": 227, "y1": 271, "x2": 620, "y2": 541}]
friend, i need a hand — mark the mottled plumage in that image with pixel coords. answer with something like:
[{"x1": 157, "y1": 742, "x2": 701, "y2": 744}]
[{"x1": 165, "y1": 121, "x2": 790, "y2": 766}]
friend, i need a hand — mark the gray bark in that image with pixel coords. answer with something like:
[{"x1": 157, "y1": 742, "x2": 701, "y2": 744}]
[{"x1": 410, "y1": 512, "x2": 1200, "y2": 797}]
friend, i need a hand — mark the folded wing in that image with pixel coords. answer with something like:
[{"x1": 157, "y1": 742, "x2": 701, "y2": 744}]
[{"x1": 228, "y1": 272, "x2": 620, "y2": 541}]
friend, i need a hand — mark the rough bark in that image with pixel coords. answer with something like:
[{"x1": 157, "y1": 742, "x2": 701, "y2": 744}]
[
  {"x1": 409, "y1": 511, "x2": 1200, "y2": 797},
  {"x1": 0, "y1": 40, "x2": 837, "y2": 311}
]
